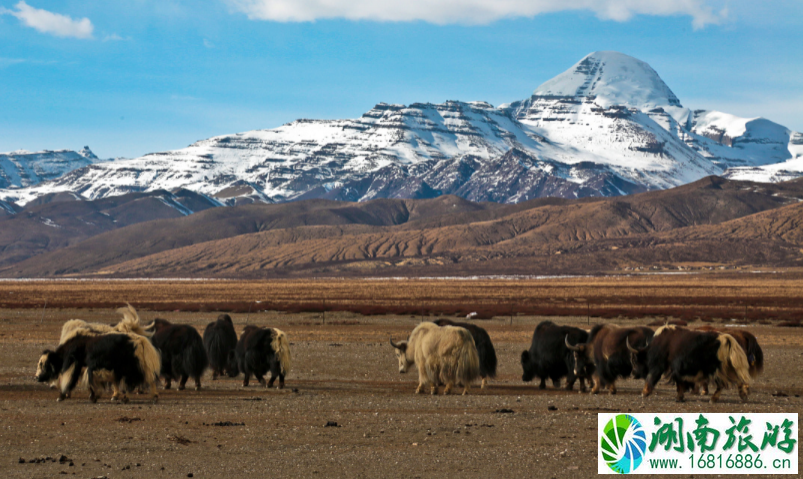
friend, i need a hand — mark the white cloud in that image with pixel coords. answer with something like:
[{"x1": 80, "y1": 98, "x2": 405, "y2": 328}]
[
  {"x1": 1, "y1": 2, "x2": 94, "y2": 39},
  {"x1": 203, "y1": 38, "x2": 215, "y2": 48},
  {"x1": 227, "y1": 0, "x2": 727, "y2": 28}
]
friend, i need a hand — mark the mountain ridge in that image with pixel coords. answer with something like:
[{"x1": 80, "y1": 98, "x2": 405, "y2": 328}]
[
  {"x1": 1, "y1": 52, "x2": 800, "y2": 208},
  {"x1": 4, "y1": 176, "x2": 802, "y2": 278}
]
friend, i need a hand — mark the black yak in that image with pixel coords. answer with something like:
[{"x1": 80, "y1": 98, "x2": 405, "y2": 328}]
[
  {"x1": 521, "y1": 321, "x2": 591, "y2": 392},
  {"x1": 36, "y1": 332, "x2": 160, "y2": 403},
  {"x1": 390, "y1": 322, "x2": 480, "y2": 395},
  {"x1": 630, "y1": 325, "x2": 751, "y2": 403},
  {"x1": 433, "y1": 318, "x2": 497, "y2": 388},
  {"x1": 145, "y1": 319, "x2": 208, "y2": 391},
  {"x1": 203, "y1": 314, "x2": 239, "y2": 380},
  {"x1": 233, "y1": 326, "x2": 291, "y2": 389},
  {"x1": 566, "y1": 324, "x2": 654, "y2": 394}
]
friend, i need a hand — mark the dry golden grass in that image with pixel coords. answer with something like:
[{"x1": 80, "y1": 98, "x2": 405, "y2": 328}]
[{"x1": 2, "y1": 272, "x2": 803, "y2": 322}]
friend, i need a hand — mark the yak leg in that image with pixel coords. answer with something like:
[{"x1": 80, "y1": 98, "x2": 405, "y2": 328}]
[
  {"x1": 710, "y1": 379, "x2": 725, "y2": 403},
  {"x1": 113, "y1": 382, "x2": 129, "y2": 404},
  {"x1": 564, "y1": 376, "x2": 576, "y2": 391},
  {"x1": 194, "y1": 375, "x2": 202, "y2": 391},
  {"x1": 443, "y1": 383, "x2": 453, "y2": 395},
  {"x1": 147, "y1": 375, "x2": 159, "y2": 404},
  {"x1": 430, "y1": 384, "x2": 438, "y2": 395},
  {"x1": 481, "y1": 377, "x2": 487, "y2": 389},
  {"x1": 642, "y1": 374, "x2": 657, "y2": 398},
  {"x1": 178, "y1": 375, "x2": 189, "y2": 391},
  {"x1": 255, "y1": 374, "x2": 266, "y2": 387},
  {"x1": 164, "y1": 377, "x2": 172, "y2": 390},
  {"x1": 738, "y1": 384, "x2": 749, "y2": 403},
  {"x1": 676, "y1": 382, "x2": 687, "y2": 402},
  {"x1": 591, "y1": 376, "x2": 602, "y2": 395},
  {"x1": 212, "y1": 370, "x2": 219, "y2": 381},
  {"x1": 609, "y1": 382, "x2": 617, "y2": 395},
  {"x1": 538, "y1": 377, "x2": 546, "y2": 390},
  {"x1": 698, "y1": 381, "x2": 709, "y2": 396},
  {"x1": 242, "y1": 371, "x2": 251, "y2": 388},
  {"x1": 416, "y1": 363, "x2": 429, "y2": 394},
  {"x1": 268, "y1": 362, "x2": 282, "y2": 388},
  {"x1": 552, "y1": 378, "x2": 562, "y2": 389}
]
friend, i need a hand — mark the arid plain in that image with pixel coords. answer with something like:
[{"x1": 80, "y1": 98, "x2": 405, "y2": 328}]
[{"x1": 1, "y1": 276, "x2": 802, "y2": 478}]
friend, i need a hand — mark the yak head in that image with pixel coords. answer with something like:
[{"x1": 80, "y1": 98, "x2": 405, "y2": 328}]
[
  {"x1": 564, "y1": 335, "x2": 593, "y2": 378},
  {"x1": 225, "y1": 350, "x2": 240, "y2": 378},
  {"x1": 35, "y1": 350, "x2": 60, "y2": 383},
  {"x1": 144, "y1": 318, "x2": 172, "y2": 334},
  {"x1": 626, "y1": 336, "x2": 650, "y2": 379},
  {"x1": 389, "y1": 337, "x2": 412, "y2": 373},
  {"x1": 520, "y1": 350, "x2": 538, "y2": 382}
]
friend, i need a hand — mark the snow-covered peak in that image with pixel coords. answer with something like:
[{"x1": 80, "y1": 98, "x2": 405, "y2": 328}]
[
  {"x1": 0, "y1": 147, "x2": 105, "y2": 190},
  {"x1": 533, "y1": 51, "x2": 682, "y2": 109}
]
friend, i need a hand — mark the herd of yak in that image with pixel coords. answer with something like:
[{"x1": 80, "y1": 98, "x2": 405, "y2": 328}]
[{"x1": 34, "y1": 305, "x2": 763, "y2": 404}]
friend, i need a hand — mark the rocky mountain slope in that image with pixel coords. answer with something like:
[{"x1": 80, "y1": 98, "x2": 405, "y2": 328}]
[
  {"x1": 1, "y1": 52, "x2": 799, "y2": 208},
  {"x1": 3, "y1": 176, "x2": 802, "y2": 278},
  {"x1": 0, "y1": 189, "x2": 219, "y2": 268},
  {"x1": 0, "y1": 147, "x2": 104, "y2": 190}
]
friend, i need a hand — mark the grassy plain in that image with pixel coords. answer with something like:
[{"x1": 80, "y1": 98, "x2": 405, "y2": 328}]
[{"x1": 2, "y1": 272, "x2": 803, "y2": 323}]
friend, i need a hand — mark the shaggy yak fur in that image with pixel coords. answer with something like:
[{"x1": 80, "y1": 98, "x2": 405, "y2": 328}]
[
  {"x1": 433, "y1": 318, "x2": 497, "y2": 389},
  {"x1": 232, "y1": 326, "x2": 291, "y2": 389},
  {"x1": 566, "y1": 324, "x2": 654, "y2": 395},
  {"x1": 37, "y1": 332, "x2": 160, "y2": 403},
  {"x1": 203, "y1": 314, "x2": 238, "y2": 380},
  {"x1": 631, "y1": 325, "x2": 752, "y2": 403},
  {"x1": 521, "y1": 321, "x2": 591, "y2": 392},
  {"x1": 58, "y1": 303, "x2": 149, "y2": 345},
  {"x1": 390, "y1": 322, "x2": 480, "y2": 395},
  {"x1": 694, "y1": 326, "x2": 764, "y2": 395},
  {"x1": 145, "y1": 319, "x2": 208, "y2": 391}
]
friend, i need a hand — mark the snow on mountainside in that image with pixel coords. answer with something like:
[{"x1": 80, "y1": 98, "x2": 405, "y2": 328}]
[
  {"x1": 1, "y1": 52, "x2": 800, "y2": 207},
  {"x1": 0, "y1": 147, "x2": 103, "y2": 190}
]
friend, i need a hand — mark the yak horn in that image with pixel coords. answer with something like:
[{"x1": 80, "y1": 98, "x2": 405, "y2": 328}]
[
  {"x1": 565, "y1": 335, "x2": 582, "y2": 351},
  {"x1": 626, "y1": 336, "x2": 640, "y2": 354},
  {"x1": 389, "y1": 336, "x2": 400, "y2": 349}
]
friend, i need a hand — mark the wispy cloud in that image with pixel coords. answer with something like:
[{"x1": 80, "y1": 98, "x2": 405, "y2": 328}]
[
  {"x1": 1, "y1": 1, "x2": 94, "y2": 39},
  {"x1": 203, "y1": 38, "x2": 215, "y2": 48},
  {"x1": 228, "y1": 0, "x2": 727, "y2": 28}
]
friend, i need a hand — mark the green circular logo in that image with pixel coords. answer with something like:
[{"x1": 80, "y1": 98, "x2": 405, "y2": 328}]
[{"x1": 601, "y1": 414, "x2": 646, "y2": 474}]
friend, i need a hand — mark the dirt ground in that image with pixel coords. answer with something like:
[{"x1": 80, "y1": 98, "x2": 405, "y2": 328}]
[{"x1": 0, "y1": 308, "x2": 801, "y2": 478}]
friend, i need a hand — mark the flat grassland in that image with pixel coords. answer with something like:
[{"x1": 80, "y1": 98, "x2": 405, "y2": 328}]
[
  {"x1": 3, "y1": 272, "x2": 803, "y2": 321},
  {"x1": 0, "y1": 276, "x2": 801, "y2": 478}
]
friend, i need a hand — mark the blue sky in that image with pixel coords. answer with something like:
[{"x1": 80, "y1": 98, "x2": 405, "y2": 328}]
[{"x1": 1, "y1": 0, "x2": 801, "y2": 158}]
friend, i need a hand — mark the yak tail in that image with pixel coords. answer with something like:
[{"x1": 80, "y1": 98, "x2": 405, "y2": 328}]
[
  {"x1": 130, "y1": 334, "x2": 162, "y2": 382},
  {"x1": 455, "y1": 334, "x2": 481, "y2": 386},
  {"x1": 716, "y1": 334, "x2": 751, "y2": 387},
  {"x1": 271, "y1": 329, "x2": 291, "y2": 376},
  {"x1": 116, "y1": 303, "x2": 149, "y2": 337}
]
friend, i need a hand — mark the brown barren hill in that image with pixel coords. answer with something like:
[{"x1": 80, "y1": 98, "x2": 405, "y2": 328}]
[{"x1": 5, "y1": 176, "x2": 800, "y2": 278}]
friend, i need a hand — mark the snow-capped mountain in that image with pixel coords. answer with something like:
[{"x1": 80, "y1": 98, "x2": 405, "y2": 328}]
[
  {"x1": 1, "y1": 52, "x2": 800, "y2": 207},
  {"x1": 0, "y1": 146, "x2": 106, "y2": 190}
]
